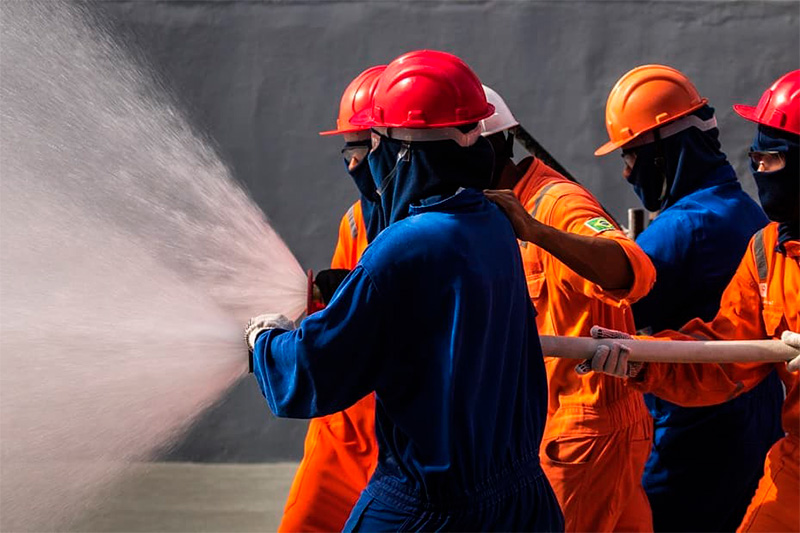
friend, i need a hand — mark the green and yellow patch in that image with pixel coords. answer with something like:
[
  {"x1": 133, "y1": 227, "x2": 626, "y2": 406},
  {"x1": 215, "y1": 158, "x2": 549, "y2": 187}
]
[{"x1": 584, "y1": 217, "x2": 615, "y2": 233}]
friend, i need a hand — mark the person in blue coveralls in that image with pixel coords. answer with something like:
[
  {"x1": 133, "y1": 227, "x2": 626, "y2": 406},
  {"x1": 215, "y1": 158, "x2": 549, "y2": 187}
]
[
  {"x1": 594, "y1": 64, "x2": 784, "y2": 532},
  {"x1": 245, "y1": 50, "x2": 564, "y2": 532}
]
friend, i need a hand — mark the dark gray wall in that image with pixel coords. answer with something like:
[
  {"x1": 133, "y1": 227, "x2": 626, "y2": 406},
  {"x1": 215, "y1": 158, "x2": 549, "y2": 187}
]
[{"x1": 89, "y1": 0, "x2": 799, "y2": 461}]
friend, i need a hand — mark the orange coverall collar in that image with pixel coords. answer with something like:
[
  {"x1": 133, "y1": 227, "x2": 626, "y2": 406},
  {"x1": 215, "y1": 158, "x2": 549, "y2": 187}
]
[{"x1": 512, "y1": 156, "x2": 549, "y2": 202}]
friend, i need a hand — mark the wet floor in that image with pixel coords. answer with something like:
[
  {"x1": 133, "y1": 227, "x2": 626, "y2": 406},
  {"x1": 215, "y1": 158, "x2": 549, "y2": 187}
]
[{"x1": 73, "y1": 462, "x2": 298, "y2": 532}]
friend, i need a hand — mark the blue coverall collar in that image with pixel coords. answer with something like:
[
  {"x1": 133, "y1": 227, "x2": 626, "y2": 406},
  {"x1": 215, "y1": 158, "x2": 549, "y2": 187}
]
[{"x1": 409, "y1": 187, "x2": 484, "y2": 215}]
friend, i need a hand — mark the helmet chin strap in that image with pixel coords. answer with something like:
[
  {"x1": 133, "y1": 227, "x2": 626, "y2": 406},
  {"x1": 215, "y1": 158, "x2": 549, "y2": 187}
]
[
  {"x1": 375, "y1": 141, "x2": 410, "y2": 197},
  {"x1": 372, "y1": 124, "x2": 483, "y2": 196},
  {"x1": 504, "y1": 130, "x2": 515, "y2": 160}
]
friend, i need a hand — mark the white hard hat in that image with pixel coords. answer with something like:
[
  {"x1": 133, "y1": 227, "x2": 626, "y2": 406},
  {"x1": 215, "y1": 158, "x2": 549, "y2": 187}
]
[{"x1": 480, "y1": 85, "x2": 520, "y2": 136}]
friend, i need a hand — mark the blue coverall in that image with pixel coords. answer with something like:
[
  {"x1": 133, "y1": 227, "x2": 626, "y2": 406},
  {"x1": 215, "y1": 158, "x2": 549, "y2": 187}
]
[
  {"x1": 253, "y1": 186, "x2": 563, "y2": 531},
  {"x1": 633, "y1": 161, "x2": 784, "y2": 531}
]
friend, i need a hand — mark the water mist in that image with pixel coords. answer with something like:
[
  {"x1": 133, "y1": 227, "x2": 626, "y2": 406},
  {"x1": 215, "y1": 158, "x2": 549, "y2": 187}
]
[{"x1": 0, "y1": 2, "x2": 306, "y2": 530}]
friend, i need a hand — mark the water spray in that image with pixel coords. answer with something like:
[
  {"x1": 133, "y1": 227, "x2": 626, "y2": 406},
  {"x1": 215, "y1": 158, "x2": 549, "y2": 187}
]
[{"x1": 0, "y1": 2, "x2": 306, "y2": 530}]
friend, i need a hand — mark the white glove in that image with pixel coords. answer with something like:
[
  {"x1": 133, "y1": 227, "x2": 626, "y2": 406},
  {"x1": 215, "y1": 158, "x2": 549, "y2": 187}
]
[
  {"x1": 244, "y1": 313, "x2": 294, "y2": 352},
  {"x1": 783, "y1": 330, "x2": 800, "y2": 372},
  {"x1": 575, "y1": 326, "x2": 642, "y2": 378}
]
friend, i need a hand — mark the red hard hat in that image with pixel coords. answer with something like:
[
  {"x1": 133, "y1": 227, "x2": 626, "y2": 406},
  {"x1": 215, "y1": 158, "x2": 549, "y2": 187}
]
[
  {"x1": 733, "y1": 70, "x2": 800, "y2": 136},
  {"x1": 319, "y1": 65, "x2": 387, "y2": 136},
  {"x1": 350, "y1": 50, "x2": 494, "y2": 129}
]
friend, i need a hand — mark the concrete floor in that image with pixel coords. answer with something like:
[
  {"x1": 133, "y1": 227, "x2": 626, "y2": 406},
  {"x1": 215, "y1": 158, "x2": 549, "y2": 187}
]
[{"x1": 73, "y1": 462, "x2": 299, "y2": 532}]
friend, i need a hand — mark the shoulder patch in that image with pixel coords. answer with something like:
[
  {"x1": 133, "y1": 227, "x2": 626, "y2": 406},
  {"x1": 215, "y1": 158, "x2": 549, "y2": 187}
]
[{"x1": 584, "y1": 217, "x2": 615, "y2": 233}]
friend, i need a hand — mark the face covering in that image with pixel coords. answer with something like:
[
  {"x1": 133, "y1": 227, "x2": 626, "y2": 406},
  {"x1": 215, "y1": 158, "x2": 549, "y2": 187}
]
[
  {"x1": 482, "y1": 131, "x2": 515, "y2": 189},
  {"x1": 367, "y1": 132, "x2": 494, "y2": 227},
  {"x1": 342, "y1": 145, "x2": 383, "y2": 242},
  {"x1": 626, "y1": 105, "x2": 730, "y2": 212},
  {"x1": 750, "y1": 125, "x2": 800, "y2": 245},
  {"x1": 626, "y1": 137, "x2": 670, "y2": 212}
]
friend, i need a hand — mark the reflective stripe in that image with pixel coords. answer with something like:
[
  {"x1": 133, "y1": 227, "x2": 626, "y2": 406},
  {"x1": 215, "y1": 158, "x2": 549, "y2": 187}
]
[
  {"x1": 753, "y1": 228, "x2": 769, "y2": 299},
  {"x1": 754, "y1": 228, "x2": 768, "y2": 282},
  {"x1": 530, "y1": 183, "x2": 559, "y2": 220},
  {"x1": 346, "y1": 205, "x2": 358, "y2": 240},
  {"x1": 518, "y1": 183, "x2": 559, "y2": 248}
]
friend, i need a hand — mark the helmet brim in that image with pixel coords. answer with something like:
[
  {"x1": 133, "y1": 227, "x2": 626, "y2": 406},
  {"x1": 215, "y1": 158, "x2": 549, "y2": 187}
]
[
  {"x1": 594, "y1": 99, "x2": 708, "y2": 157},
  {"x1": 318, "y1": 125, "x2": 369, "y2": 136},
  {"x1": 481, "y1": 120, "x2": 520, "y2": 137},
  {"x1": 594, "y1": 139, "x2": 628, "y2": 157},
  {"x1": 732, "y1": 104, "x2": 760, "y2": 125}
]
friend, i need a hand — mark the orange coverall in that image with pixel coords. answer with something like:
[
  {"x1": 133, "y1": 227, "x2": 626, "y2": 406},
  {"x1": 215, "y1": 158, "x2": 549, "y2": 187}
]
[
  {"x1": 515, "y1": 157, "x2": 657, "y2": 532},
  {"x1": 631, "y1": 222, "x2": 799, "y2": 532},
  {"x1": 278, "y1": 200, "x2": 378, "y2": 532}
]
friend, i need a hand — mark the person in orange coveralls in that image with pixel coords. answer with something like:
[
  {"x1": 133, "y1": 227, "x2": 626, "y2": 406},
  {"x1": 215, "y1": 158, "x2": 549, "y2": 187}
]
[
  {"x1": 589, "y1": 70, "x2": 800, "y2": 533},
  {"x1": 484, "y1": 86, "x2": 657, "y2": 531},
  {"x1": 278, "y1": 65, "x2": 384, "y2": 533}
]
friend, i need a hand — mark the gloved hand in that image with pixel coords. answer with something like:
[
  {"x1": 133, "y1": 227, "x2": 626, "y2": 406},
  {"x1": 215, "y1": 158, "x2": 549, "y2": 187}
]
[
  {"x1": 244, "y1": 314, "x2": 294, "y2": 370},
  {"x1": 575, "y1": 326, "x2": 642, "y2": 378},
  {"x1": 783, "y1": 330, "x2": 800, "y2": 372}
]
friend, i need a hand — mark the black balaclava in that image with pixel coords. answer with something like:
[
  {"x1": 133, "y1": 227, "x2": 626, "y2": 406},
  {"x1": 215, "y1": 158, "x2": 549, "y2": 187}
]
[
  {"x1": 751, "y1": 124, "x2": 800, "y2": 247},
  {"x1": 367, "y1": 130, "x2": 494, "y2": 227},
  {"x1": 486, "y1": 131, "x2": 515, "y2": 189},
  {"x1": 627, "y1": 105, "x2": 729, "y2": 212},
  {"x1": 342, "y1": 141, "x2": 383, "y2": 242}
]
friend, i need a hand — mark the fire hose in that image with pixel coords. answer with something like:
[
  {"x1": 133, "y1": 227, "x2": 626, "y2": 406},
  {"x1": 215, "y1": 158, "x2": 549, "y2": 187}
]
[{"x1": 540, "y1": 335, "x2": 799, "y2": 363}]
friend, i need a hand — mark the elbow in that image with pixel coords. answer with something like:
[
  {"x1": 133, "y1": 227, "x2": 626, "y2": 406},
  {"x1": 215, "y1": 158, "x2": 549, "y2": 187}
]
[
  {"x1": 591, "y1": 240, "x2": 637, "y2": 291},
  {"x1": 264, "y1": 389, "x2": 316, "y2": 419},
  {"x1": 252, "y1": 361, "x2": 305, "y2": 419},
  {"x1": 266, "y1": 399, "x2": 296, "y2": 419},
  {"x1": 608, "y1": 261, "x2": 635, "y2": 291},
  {"x1": 595, "y1": 259, "x2": 635, "y2": 291},
  {"x1": 257, "y1": 369, "x2": 322, "y2": 420}
]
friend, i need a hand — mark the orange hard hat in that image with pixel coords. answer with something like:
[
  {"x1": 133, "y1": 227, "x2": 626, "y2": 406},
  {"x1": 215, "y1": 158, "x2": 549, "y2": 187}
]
[
  {"x1": 595, "y1": 64, "x2": 708, "y2": 156},
  {"x1": 319, "y1": 65, "x2": 387, "y2": 136},
  {"x1": 350, "y1": 50, "x2": 494, "y2": 129}
]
